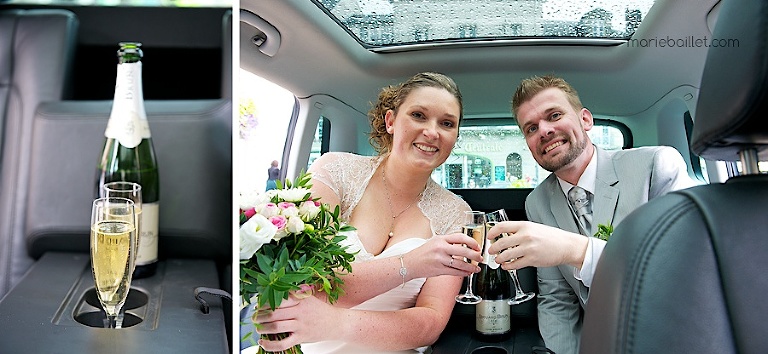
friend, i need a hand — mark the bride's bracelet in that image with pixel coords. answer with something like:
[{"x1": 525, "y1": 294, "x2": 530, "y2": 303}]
[{"x1": 398, "y1": 255, "x2": 407, "y2": 288}]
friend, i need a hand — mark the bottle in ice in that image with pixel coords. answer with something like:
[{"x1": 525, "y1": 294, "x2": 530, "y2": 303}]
[
  {"x1": 96, "y1": 42, "x2": 159, "y2": 279},
  {"x1": 474, "y1": 233, "x2": 512, "y2": 342}
]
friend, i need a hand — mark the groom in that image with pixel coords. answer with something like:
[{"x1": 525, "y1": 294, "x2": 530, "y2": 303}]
[{"x1": 487, "y1": 75, "x2": 696, "y2": 354}]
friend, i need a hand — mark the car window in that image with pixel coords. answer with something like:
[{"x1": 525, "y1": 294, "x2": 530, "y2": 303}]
[
  {"x1": 313, "y1": 0, "x2": 656, "y2": 49},
  {"x1": 236, "y1": 70, "x2": 294, "y2": 194},
  {"x1": 736, "y1": 161, "x2": 768, "y2": 175},
  {"x1": 309, "y1": 117, "x2": 330, "y2": 170},
  {"x1": 436, "y1": 123, "x2": 627, "y2": 189}
]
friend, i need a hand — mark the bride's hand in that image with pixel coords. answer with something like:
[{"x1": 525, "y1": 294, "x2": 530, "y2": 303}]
[
  {"x1": 406, "y1": 233, "x2": 482, "y2": 279},
  {"x1": 253, "y1": 292, "x2": 341, "y2": 351}
]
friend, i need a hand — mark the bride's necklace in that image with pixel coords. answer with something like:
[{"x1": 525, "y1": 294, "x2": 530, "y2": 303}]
[{"x1": 381, "y1": 166, "x2": 424, "y2": 238}]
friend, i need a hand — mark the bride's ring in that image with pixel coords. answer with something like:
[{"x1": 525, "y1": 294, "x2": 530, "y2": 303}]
[{"x1": 449, "y1": 258, "x2": 454, "y2": 268}]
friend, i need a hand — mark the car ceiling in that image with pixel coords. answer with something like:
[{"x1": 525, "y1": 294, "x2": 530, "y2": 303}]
[{"x1": 239, "y1": 0, "x2": 721, "y2": 121}]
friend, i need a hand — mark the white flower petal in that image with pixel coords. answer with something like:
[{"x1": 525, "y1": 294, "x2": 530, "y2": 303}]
[
  {"x1": 239, "y1": 214, "x2": 276, "y2": 260},
  {"x1": 277, "y1": 188, "x2": 311, "y2": 202}
]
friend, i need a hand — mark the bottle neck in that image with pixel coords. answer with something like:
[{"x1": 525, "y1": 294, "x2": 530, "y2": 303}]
[
  {"x1": 112, "y1": 61, "x2": 144, "y2": 107},
  {"x1": 106, "y1": 61, "x2": 150, "y2": 148},
  {"x1": 482, "y1": 237, "x2": 500, "y2": 269}
]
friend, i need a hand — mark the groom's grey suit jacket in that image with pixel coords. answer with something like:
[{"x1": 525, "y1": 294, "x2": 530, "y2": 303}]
[{"x1": 524, "y1": 146, "x2": 694, "y2": 354}]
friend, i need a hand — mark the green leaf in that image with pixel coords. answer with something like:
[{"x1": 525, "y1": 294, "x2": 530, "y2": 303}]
[
  {"x1": 594, "y1": 223, "x2": 614, "y2": 241},
  {"x1": 255, "y1": 253, "x2": 274, "y2": 275}
]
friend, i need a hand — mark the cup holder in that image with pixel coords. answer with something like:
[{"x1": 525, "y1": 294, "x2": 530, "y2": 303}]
[
  {"x1": 84, "y1": 288, "x2": 148, "y2": 311},
  {"x1": 75, "y1": 288, "x2": 149, "y2": 328},
  {"x1": 471, "y1": 346, "x2": 508, "y2": 354},
  {"x1": 75, "y1": 311, "x2": 143, "y2": 328}
]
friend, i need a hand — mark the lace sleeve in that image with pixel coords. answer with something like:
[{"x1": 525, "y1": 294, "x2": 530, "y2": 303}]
[
  {"x1": 308, "y1": 152, "x2": 345, "y2": 199},
  {"x1": 307, "y1": 152, "x2": 382, "y2": 221},
  {"x1": 420, "y1": 180, "x2": 471, "y2": 236}
]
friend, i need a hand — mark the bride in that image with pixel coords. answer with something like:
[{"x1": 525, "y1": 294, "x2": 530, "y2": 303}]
[{"x1": 250, "y1": 72, "x2": 483, "y2": 354}]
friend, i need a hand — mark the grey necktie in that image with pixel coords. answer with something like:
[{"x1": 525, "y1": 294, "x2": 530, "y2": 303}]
[{"x1": 568, "y1": 186, "x2": 593, "y2": 234}]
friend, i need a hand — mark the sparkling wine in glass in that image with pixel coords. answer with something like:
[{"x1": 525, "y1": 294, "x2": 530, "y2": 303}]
[
  {"x1": 101, "y1": 181, "x2": 142, "y2": 273},
  {"x1": 90, "y1": 197, "x2": 137, "y2": 328},
  {"x1": 485, "y1": 209, "x2": 535, "y2": 305},
  {"x1": 455, "y1": 210, "x2": 486, "y2": 305}
]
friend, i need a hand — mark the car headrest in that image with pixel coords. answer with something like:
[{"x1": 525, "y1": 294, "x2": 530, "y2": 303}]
[{"x1": 691, "y1": 0, "x2": 768, "y2": 161}]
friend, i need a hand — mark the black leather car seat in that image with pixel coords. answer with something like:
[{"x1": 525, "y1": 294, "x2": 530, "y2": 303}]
[
  {"x1": 0, "y1": 9, "x2": 78, "y2": 299},
  {"x1": 579, "y1": 0, "x2": 768, "y2": 353}
]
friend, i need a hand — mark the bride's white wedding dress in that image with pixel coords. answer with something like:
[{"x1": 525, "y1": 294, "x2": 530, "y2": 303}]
[
  {"x1": 242, "y1": 152, "x2": 469, "y2": 354},
  {"x1": 300, "y1": 231, "x2": 430, "y2": 354}
]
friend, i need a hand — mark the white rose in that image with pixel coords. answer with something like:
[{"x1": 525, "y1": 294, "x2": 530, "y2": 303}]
[
  {"x1": 278, "y1": 203, "x2": 299, "y2": 218},
  {"x1": 273, "y1": 227, "x2": 289, "y2": 241},
  {"x1": 239, "y1": 214, "x2": 276, "y2": 260},
  {"x1": 277, "y1": 187, "x2": 311, "y2": 202},
  {"x1": 285, "y1": 216, "x2": 305, "y2": 234},
  {"x1": 298, "y1": 201, "x2": 321, "y2": 222},
  {"x1": 258, "y1": 203, "x2": 280, "y2": 218},
  {"x1": 239, "y1": 190, "x2": 270, "y2": 210}
]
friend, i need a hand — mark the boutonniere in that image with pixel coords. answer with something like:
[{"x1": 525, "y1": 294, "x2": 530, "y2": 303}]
[{"x1": 594, "y1": 223, "x2": 613, "y2": 241}]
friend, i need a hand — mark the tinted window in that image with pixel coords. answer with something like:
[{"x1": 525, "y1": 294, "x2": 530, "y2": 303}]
[
  {"x1": 308, "y1": 117, "x2": 330, "y2": 170},
  {"x1": 435, "y1": 123, "x2": 626, "y2": 189}
]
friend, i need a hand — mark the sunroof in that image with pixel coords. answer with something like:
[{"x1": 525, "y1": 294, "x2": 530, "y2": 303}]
[
  {"x1": 3, "y1": 0, "x2": 230, "y2": 7},
  {"x1": 314, "y1": 0, "x2": 656, "y2": 48}
]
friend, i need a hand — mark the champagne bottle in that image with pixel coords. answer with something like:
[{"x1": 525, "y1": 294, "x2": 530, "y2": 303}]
[
  {"x1": 474, "y1": 234, "x2": 512, "y2": 342},
  {"x1": 97, "y1": 42, "x2": 159, "y2": 279}
]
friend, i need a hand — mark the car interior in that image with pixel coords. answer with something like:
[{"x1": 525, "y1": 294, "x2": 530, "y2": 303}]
[
  {"x1": 1, "y1": 0, "x2": 766, "y2": 352},
  {"x1": 581, "y1": 0, "x2": 768, "y2": 352},
  {"x1": 238, "y1": 0, "x2": 764, "y2": 353},
  {"x1": 0, "y1": 3, "x2": 234, "y2": 353}
]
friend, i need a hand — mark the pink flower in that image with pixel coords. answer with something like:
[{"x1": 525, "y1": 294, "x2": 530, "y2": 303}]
[
  {"x1": 278, "y1": 202, "x2": 299, "y2": 218},
  {"x1": 243, "y1": 208, "x2": 257, "y2": 219},
  {"x1": 270, "y1": 215, "x2": 289, "y2": 241},
  {"x1": 258, "y1": 203, "x2": 279, "y2": 218},
  {"x1": 269, "y1": 215, "x2": 288, "y2": 230}
]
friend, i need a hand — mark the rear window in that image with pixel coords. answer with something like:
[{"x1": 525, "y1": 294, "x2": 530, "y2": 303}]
[{"x1": 435, "y1": 123, "x2": 627, "y2": 189}]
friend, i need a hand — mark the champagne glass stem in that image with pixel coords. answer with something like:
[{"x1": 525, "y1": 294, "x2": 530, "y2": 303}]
[
  {"x1": 508, "y1": 268, "x2": 535, "y2": 305},
  {"x1": 485, "y1": 209, "x2": 535, "y2": 305},
  {"x1": 456, "y1": 273, "x2": 481, "y2": 304},
  {"x1": 115, "y1": 311, "x2": 125, "y2": 329},
  {"x1": 104, "y1": 314, "x2": 117, "y2": 329},
  {"x1": 455, "y1": 211, "x2": 485, "y2": 305},
  {"x1": 510, "y1": 269, "x2": 525, "y2": 297}
]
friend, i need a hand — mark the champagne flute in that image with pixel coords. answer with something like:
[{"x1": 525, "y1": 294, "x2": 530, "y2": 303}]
[
  {"x1": 101, "y1": 181, "x2": 142, "y2": 272},
  {"x1": 455, "y1": 210, "x2": 486, "y2": 305},
  {"x1": 100, "y1": 182, "x2": 142, "y2": 328},
  {"x1": 485, "y1": 209, "x2": 535, "y2": 305},
  {"x1": 90, "y1": 197, "x2": 137, "y2": 329}
]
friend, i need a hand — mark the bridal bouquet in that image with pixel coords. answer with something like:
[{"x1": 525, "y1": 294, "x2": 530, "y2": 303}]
[{"x1": 239, "y1": 171, "x2": 356, "y2": 354}]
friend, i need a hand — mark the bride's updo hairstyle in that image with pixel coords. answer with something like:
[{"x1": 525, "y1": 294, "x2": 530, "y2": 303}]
[{"x1": 368, "y1": 72, "x2": 463, "y2": 155}]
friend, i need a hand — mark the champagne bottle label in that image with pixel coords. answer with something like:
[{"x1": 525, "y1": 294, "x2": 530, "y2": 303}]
[
  {"x1": 476, "y1": 300, "x2": 511, "y2": 334},
  {"x1": 105, "y1": 62, "x2": 151, "y2": 148},
  {"x1": 136, "y1": 202, "x2": 159, "y2": 265}
]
